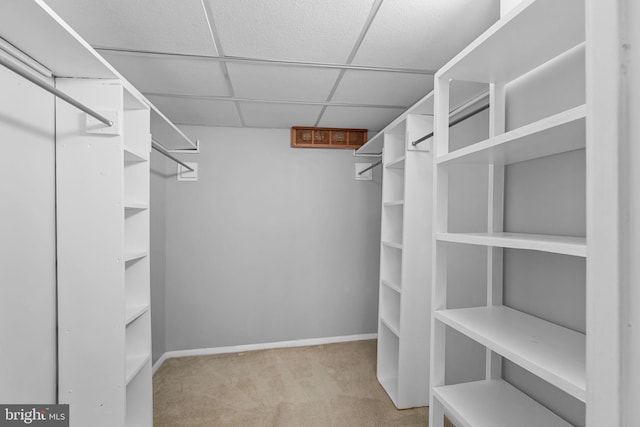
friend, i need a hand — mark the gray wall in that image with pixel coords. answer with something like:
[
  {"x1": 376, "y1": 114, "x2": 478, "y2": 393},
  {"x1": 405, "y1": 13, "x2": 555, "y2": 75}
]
[
  {"x1": 0, "y1": 65, "x2": 57, "y2": 402},
  {"x1": 150, "y1": 150, "x2": 168, "y2": 364},
  {"x1": 162, "y1": 126, "x2": 382, "y2": 352}
]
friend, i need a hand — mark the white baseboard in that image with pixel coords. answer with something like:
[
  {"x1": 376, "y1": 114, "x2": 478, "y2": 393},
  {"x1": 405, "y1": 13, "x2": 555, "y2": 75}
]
[{"x1": 152, "y1": 333, "x2": 377, "y2": 375}]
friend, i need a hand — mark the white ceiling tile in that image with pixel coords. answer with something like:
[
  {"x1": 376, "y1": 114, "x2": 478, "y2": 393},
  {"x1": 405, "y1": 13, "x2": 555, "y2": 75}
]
[
  {"x1": 332, "y1": 70, "x2": 433, "y2": 106},
  {"x1": 44, "y1": 0, "x2": 218, "y2": 55},
  {"x1": 146, "y1": 96, "x2": 241, "y2": 127},
  {"x1": 239, "y1": 103, "x2": 322, "y2": 129},
  {"x1": 319, "y1": 107, "x2": 404, "y2": 132},
  {"x1": 207, "y1": 0, "x2": 375, "y2": 63},
  {"x1": 100, "y1": 52, "x2": 230, "y2": 96},
  {"x1": 227, "y1": 63, "x2": 340, "y2": 102},
  {"x1": 353, "y1": 0, "x2": 499, "y2": 69}
]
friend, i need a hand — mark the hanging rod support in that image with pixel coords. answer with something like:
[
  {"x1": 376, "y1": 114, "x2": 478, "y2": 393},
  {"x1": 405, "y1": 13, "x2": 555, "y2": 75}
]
[
  {"x1": 358, "y1": 160, "x2": 383, "y2": 176},
  {"x1": 412, "y1": 103, "x2": 490, "y2": 146},
  {"x1": 152, "y1": 140, "x2": 194, "y2": 171},
  {"x1": 0, "y1": 54, "x2": 113, "y2": 127}
]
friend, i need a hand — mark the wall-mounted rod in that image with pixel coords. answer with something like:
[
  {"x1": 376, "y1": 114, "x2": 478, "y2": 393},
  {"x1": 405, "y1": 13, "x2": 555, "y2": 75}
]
[
  {"x1": 411, "y1": 103, "x2": 490, "y2": 146},
  {"x1": 0, "y1": 54, "x2": 113, "y2": 127},
  {"x1": 358, "y1": 160, "x2": 383, "y2": 176},
  {"x1": 152, "y1": 140, "x2": 194, "y2": 171}
]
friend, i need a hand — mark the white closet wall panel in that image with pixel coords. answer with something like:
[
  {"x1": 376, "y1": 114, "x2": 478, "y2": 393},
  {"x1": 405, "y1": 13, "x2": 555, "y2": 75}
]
[{"x1": 0, "y1": 63, "x2": 57, "y2": 403}]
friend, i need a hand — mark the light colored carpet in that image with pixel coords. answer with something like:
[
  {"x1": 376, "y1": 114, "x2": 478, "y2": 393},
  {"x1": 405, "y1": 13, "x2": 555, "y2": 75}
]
[{"x1": 153, "y1": 339, "x2": 441, "y2": 426}]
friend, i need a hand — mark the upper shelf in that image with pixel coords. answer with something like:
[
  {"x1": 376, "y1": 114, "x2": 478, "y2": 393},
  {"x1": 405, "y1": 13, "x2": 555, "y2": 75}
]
[
  {"x1": 437, "y1": 105, "x2": 586, "y2": 165},
  {"x1": 437, "y1": 0, "x2": 585, "y2": 83},
  {"x1": 0, "y1": 0, "x2": 196, "y2": 151},
  {"x1": 436, "y1": 306, "x2": 586, "y2": 402}
]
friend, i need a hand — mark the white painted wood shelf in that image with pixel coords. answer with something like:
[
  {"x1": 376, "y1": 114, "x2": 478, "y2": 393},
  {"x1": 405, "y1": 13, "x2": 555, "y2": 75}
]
[
  {"x1": 436, "y1": 105, "x2": 586, "y2": 166},
  {"x1": 125, "y1": 354, "x2": 151, "y2": 385},
  {"x1": 381, "y1": 279, "x2": 401, "y2": 294},
  {"x1": 435, "y1": 306, "x2": 586, "y2": 401},
  {"x1": 125, "y1": 250, "x2": 148, "y2": 262},
  {"x1": 382, "y1": 240, "x2": 403, "y2": 250},
  {"x1": 438, "y1": 0, "x2": 584, "y2": 83},
  {"x1": 385, "y1": 156, "x2": 406, "y2": 169},
  {"x1": 436, "y1": 232, "x2": 586, "y2": 257},
  {"x1": 124, "y1": 146, "x2": 147, "y2": 163},
  {"x1": 125, "y1": 305, "x2": 149, "y2": 326},
  {"x1": 383, "y1": 200, "x2": 405, "y2": 207},
  {"x1": 433, "y1": 380, "x2": 572, "y2": 427},
  {"x1": 124, "y1": 203, "x2": 148, "y2": 211}
]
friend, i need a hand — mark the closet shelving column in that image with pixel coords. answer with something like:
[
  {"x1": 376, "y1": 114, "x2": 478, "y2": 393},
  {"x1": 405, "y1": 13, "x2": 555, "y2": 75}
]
[
  {"x1": 429, "y1": 0, "x2": 586, "y2": 426},
  {"x1": 377, "y1": 103, "x2": 432, "y2": 409},
  {"x1": 56, "y1": 80, "x2": 152, "y2": 427}
]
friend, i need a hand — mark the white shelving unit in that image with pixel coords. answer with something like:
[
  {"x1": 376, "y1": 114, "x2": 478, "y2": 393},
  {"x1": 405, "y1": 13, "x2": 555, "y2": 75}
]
[
  {"x1": 0, "y1": 1, "x2": 197, "y2": 426},
  {"x1": 376, "y1": 95, "x2": 434, "y2": 409},
  {"x1": 429, "y1": 0, "x2": 586, "y2": 426}
]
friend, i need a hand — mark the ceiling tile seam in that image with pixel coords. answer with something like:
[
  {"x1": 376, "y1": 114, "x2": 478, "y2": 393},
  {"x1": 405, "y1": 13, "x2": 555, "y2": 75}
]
[
  {"x1": 143, "y1": 92, "x2": 408, "y2": 109},
  {"x1": 201, "y1": 0, "x2": 246, "y2": 126},
  {"x1": 171, "y1": 122, "x2": 386, "y2": 132},
  {"x1": 199, "y1": 0, "x2": 220, "y2": 55},
  {"x1": 316, "y1": 0, "x2": 384, "y2": 126},
  {"x1": 93, "y1": 47, "x2": 435, "y2": 75}
]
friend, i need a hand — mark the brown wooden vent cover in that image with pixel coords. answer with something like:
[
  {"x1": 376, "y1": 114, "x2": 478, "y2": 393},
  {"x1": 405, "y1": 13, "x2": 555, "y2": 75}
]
[{"x1": 291, "y1": 127, "x2": 368, "y2": 149}]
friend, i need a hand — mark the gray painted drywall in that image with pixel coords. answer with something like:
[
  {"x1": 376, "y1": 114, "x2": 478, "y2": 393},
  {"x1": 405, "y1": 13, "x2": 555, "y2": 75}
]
[
  {"x1": 163, "y1": 126, "x2": 382, "y2": 351},
  {"x1": 0, "y1": 66, "x2": 56, "y2": 402},
  {"x1": 150, "y1": 150, "x2": 167, "y2": 364},
  {"x1": 502, "y1": 42, "x2": 586, "y2": 426}
]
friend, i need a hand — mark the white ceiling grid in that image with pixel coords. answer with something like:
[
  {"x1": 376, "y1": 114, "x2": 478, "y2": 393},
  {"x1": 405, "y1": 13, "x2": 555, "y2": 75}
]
[{"x1": 43, "y1": 0, "x2": 500, "y2": 132}]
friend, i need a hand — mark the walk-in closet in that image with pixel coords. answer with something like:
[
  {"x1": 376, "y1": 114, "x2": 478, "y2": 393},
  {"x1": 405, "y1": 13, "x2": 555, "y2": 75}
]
[{"x1": 1, "y1": 0, "x2": 638, "y2": 426}]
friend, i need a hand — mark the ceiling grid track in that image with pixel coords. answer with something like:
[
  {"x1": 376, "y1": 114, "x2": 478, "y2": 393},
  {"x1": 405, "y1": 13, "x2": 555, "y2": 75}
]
[
  {"x1": 201, "y1": 0, "x2": 246, "y2": 127},
  {"x1": 93, "y1": 47, "x2": 435, "y2": 75},
  {"x1": 314, "y1": 0, "x2": 385, "y2": 127}
]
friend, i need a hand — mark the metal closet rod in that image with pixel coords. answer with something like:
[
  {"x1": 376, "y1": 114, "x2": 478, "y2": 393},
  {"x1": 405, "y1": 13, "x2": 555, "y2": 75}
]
[
  {"x1": 358, "y1": 102, "x2": 491, "y2": 176},
  {"x1": 0, "y1": 54, "x2": 113, "y2": 127},
  {"x1": 411, "y1": 103, "x2": 490, "y2": 146},
  {"x1": 152, "y1": 140, "x2": 194, "y2": 172}
]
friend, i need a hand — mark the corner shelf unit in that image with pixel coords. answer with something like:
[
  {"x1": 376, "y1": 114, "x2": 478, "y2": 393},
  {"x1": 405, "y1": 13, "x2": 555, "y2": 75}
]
[
  {"x1": 429, "y1": 0, "x2": 587, "y2": 426},
  {"x1": 376, "y1": 95, "x2": 433, "y2": 409},
  {"x1": 0, "y1": 1, "x2": 197, "y2": 426}
]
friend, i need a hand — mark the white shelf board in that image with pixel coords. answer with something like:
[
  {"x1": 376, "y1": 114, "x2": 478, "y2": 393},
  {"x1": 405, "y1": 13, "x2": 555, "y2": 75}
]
[
  {"x1": 355, "y1": 132, "x2": 384, "y2": 155},
  {"x1": 383, "y1": 200, "x2": 405, "y2": 207},
  {"x1": 436, "y1": 306, "x2": 586, "y2": 401},
  {"x1": 149, "y1": 102, "x2": 198, "y2": 151},
  {"x1": 434, "y1": 379, "x2": 572, "y2": 427},
  {"x1": 437, "y1": 0, "x2": 585, "y2": 83},
  {"x1": 436, "y1": 232, "x2": 586, "y2": 257},
  {"x1": 378, "y1": 375, "x2": 399, "y2": 406},
  {"x1": 437, "y1": 105, "x2": 586, "y2": 165},
  {"x1": 124, "y1": 250, "x2": 147, "y2": 263},
  {"x1": 125, "y1": 353, "x2": 151, "y2": 385},
  {"x1": 380, "y1": 314, "x2": 400, "y2": 337},
  {"x1": 124, "y1": 146, "x2": 147, "y2": 163},
  {"x1": 125, "y1": 305, "x2": 149, "y2": 326},
  {"x1": 385, "y1": 156, "x2": 406, "y2": 169},
  {"x1": 124, "y1": 203, "x2": 148, "y2": 211},
  {"x1": 382, "y1": 241, "x2": 403, "y2": 250},
  {"x1": 381, "y1": 279, "x2": 401, "y2": 294}
]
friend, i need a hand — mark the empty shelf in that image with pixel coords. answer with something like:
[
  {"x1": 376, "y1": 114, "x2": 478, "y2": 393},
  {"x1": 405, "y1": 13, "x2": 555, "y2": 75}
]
[
  {"x1": 378, "y1": 375, "x2": 399, "y2": 406},
  {"x1": 436, "y1": 232, "x2": 586, "y2": 257},
  {"x1": 382, "y1": 241, "x2": 403, "y2": 250},
  {"x1": 124, "y1": 203, "x2": 148, "y2": 211},
  {"x1": 438, "y1": 0, "x2": 584, "y2": 83},
  {"x1": 124, "y1": 250, "x2": 147, "y2": 262},
  {"x1": 437, "y1": 105, "x2": 586, "y2": 166},
  {"x1": 381, "y1": 279, "x2": 401, "y2": 294},
  {"x1": 436, "y1": 306, "x2": 585, "y2": 401},
  {"x1": 383, "y1": 200, "x2": 405, "y2": 207},
  {"x1": 125, "y1": 305, "x2": 149, "y2": 326},
  {"x1": 124, "y1": 146, "x2": 147, "y2": 163},
  {"x1": 385, "y1": 156, "x2": 406, "y2": 169},
  {"x1": 433, "y1": 379, "x2": 572, "y2": 427},
  {"x1": 125, "y1": 353, "x2": 150, "y2": 385},
  {"x1": 380, "y1": 316, "x2": 400, "y2": 337}
]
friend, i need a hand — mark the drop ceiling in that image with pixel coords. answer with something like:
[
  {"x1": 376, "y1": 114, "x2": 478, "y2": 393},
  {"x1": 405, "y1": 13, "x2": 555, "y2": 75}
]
[{"x1": 43, "y1": 0, "x2": 499, "y2": 133}]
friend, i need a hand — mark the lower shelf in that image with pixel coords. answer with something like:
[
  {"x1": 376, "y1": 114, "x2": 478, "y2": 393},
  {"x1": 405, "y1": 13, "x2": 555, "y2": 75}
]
[
  {"x1": 126, "y1": 353, "x2": 150, "y2": 385},
  {"x1": 378, "y1": 375, "x2": 398, "y2": 406},
  {"x1": 433, "y1": 379, "x2": 571, "y2": 427}
]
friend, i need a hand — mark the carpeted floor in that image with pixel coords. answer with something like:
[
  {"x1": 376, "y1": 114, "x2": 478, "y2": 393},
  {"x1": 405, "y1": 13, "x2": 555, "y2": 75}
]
[{"x1": 153, "y1": 339, "x2": 444, "y2": 426}]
